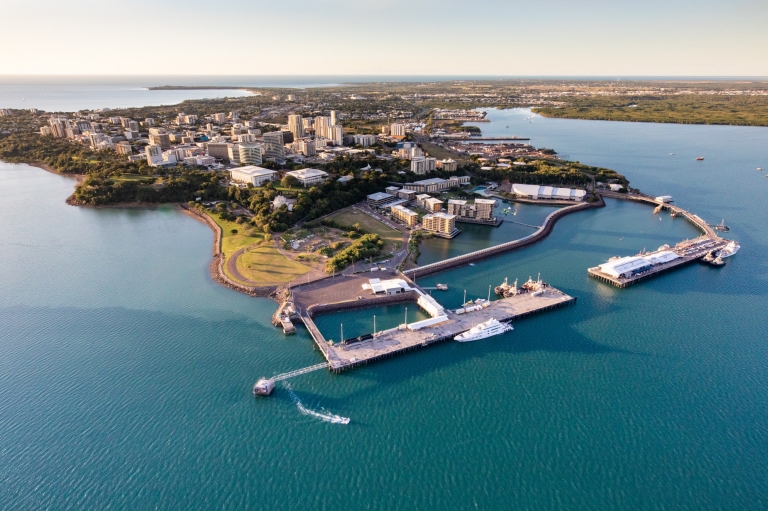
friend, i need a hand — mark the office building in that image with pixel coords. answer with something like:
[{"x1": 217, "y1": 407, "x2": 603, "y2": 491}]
[
  {"x1": 206, "y1": 142, "x2": 230, "y2": 160},
  {"x1": 238, "y1": 143, "x2": 263, "y2": 165},
  {"x1": 288, "y1": 114, "x2": 305, "y2": 140},
  {"x1": 285, "y1": 168, "x2": 328, "y2": 187},
  {"x1": 115, "y1": 142, "x2": 132, "y2": 155},
  {"x1": 144, "y1": 117, "x2": 155, "y2": 126},
  {"x1": 229, "y1": 166, "x2": 278, "y2": 186},
  {"x1": 262, "y1": 131, "x2": 285, "y2": 161},
  {"x1": 227, "y1": 144, "x2": 241, "y2": 164},
  {"x1": 149, "y1": 132, "x2": 171, "y2": 150},
  {"x1": 146, "y1": 144, "x2": 164, "y2": 166},
  {"x1": 411, "y1": 156, "x2": 427, "y2": 174}
]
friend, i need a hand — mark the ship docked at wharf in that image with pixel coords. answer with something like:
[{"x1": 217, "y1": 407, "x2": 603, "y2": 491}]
[{"x1": 454, "y1": 318, "x2": 513, "y2": 342}]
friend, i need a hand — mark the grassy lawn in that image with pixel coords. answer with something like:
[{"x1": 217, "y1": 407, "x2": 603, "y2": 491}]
[
  {"x1": 200, "y1": 209, "x2": 311, "y2": 285},
  {"x1": 329, "y1": 209, "x2": 403, "y2": 252},
  {"x1": 236, "y1": 242, "x2": 311, "y2": 284}
]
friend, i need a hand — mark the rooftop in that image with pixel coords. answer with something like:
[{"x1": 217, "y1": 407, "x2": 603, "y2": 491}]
[{"x1": 230, "y1": 165, "x2": 277, "y2": 177}]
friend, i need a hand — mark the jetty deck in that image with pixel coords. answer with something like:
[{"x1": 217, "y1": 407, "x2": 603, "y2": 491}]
[{"x1": 301, "y1": 286, "x2": 575, "y2": 372}]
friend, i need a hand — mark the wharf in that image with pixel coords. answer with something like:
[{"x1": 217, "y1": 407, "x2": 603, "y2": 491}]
[
  {"x1": 301, "y1": 285, "x2": 575, "y2": 372},
  {"x1": 588, "y1": 236, "x2": 729, "y2": 288},
  {"x1": 589, "y1": 191, "x2": 732, "y2": 288}
]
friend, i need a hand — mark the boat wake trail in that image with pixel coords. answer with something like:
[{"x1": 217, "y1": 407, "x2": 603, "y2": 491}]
[{"x1": 287, "y1": 387, "x2": 350, "y2": 425}]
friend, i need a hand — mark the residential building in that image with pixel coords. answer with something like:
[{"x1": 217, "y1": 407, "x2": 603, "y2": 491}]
[
  {"x1": 437, "y1": 158, "x2": 458, "y2": 172},
  {"x1": 262, "y1": 131, "x2": 285, "y2": 161},
  {"x1": 448, "y1": 175, "x2": 470, "y2": 187},
  {"x1": 426, "y1": 157, "x2": 437, "y2": 172},
  {"x1": 39, "y1": 126, "x2": 52, "y2": 136},
  {"x1": 390, "y1": 123, "x2": 406, "y2": 137},
  {"x1": 353, "y1": 134, "x2": 377, "y2": 147},
  {"x1": 422, "y1": 212, "x2": 459, "y2": 238},
  {"x1": 314, "y1": 116, "x2": 331, "y2": 138},
  {"x1": 390, "y1": 204, "x2": 418, "y2": 227},
  {"x1": 229, "y1": 165, "x2": 278, "y2": 186},
  {"x1": 229, "y1": 111, "x2": 239, "y2": 121},
  {"x1": 238, "y1": 133, "x2": 256, "y2": 143},
  {"x1": 411, "y1": 156, "x2": 427, "y2": 174},
  {"x1": 287, "y1": 114, "x2": 305, "y2": 140},
  {"x1": 295, "y1": 138, "x2": 316, "y2": 156},
  {"x1": 446, "y1": 198, "x2": 497, "y2": 222},
  {"x1": 385, "y1": 186, "x2": 400, "y2": 195},
  {"x1": 212, "y1": 113, "x2": 227, "y2": 124},
  {"x1": 286, "y1": 168, "x2": 328, "y2": 187},
  {"x1": 330, "y1": 110, "x2": 337, "y2": 126},
  {"x1": 397, "y1": 189, "x2": 417, "y2": 202},
  {"x1": 423, "y1": 197, "x2": 444, "y2": 212},
  {"x1": 144, "y1": 117, "x2": 155, "y2": 126},
  {"x1": 238, "y1": 143, "x2": 263, "y2": 165},
  {"x1": 367, "y1": 192, "x2": 396, "y2": 208},
  {"x1": 329, "y1": 125, "x2": 343, "y2": 146},
  {"x1": 403, "y1": 178, "x2": 451, "y2": 193}
]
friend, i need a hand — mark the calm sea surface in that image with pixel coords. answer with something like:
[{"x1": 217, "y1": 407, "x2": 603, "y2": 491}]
[{"x1": 1, "y1": 108, "x2": 768, "y2": 509}]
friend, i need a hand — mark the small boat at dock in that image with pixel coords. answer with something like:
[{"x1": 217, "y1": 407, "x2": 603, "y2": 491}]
[{"x1": 436, "y1": 283, "x2": 448, "y2": 291}]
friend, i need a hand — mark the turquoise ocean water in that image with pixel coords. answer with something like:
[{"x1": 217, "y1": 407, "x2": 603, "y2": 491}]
[{"x1": 1, "y1": 107, "x2": 768, "y2": 509}]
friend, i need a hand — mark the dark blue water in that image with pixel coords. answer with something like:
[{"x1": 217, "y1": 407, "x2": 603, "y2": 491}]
[{"x1": 2, "y1": 106, "x2": 768, "y2": 509}]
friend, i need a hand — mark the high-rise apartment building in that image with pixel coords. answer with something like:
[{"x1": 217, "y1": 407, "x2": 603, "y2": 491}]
[
  {"x1": 287, "y1": 114, "x2": 305, "y2": 140},
  {"x1": 421, "y1": 212, "x2": 458, "y2": 238},
  {"x1": 149, "y1": 133, "x2": 171, "y2": 150},
  {"x1": 146, "y1": 144, "x2": 163, "y2": 166},
  {"x1": 330, "y1": 110, "x2": 337, "y2": 126},
  {"x1": 329, "y1": 125, "x2": 343, "y2": 146},
  {"x1": 314, "y1": 116, "x2": 331, "y2": 139},
  {"x1": 390, "y1": 123, "x2": 406, "y2": 137}
]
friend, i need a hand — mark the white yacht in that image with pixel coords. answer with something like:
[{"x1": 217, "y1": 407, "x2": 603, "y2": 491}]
[
  {"x1": 717, "y1": 241, "x2": 740, "y2": 258},
  {"x1": 454, "y1": 318, "x2": 513, "y2": 342}
]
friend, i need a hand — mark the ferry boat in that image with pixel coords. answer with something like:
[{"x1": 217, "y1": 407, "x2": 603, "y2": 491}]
[
  {"x1": 454, "y1": 318, "x2": 513, "y2": 342},
  {"x1": 716, "y1": 241, "x2": 740, "y2": 258}
]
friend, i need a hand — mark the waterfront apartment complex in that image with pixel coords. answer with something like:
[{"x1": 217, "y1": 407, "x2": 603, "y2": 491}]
[
  {"x1": 447, "y1": 198, "x2": 497, "y2": 222},
  {"x1": 390, "y1": 204, "x2": 419, "y2": 226},
  {"x1": 404, "y1": 178, "x2": 451, "y2": 193},
  {"x1": 422, "y1": 212, "x2": 459, "y2": 238}
]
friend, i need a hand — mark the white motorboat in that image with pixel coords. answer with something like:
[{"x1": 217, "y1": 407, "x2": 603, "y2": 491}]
[
  {"x1": 454, "y1": 318, "x2": 513, "y2": 342},
  {"x1": 717, "y1": 241, "x2": 740, "y2": 258}
]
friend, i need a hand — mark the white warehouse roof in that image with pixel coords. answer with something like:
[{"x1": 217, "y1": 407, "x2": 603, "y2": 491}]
[{"x1": 513, "y1": 183, "x2": 587, "y2": 200}]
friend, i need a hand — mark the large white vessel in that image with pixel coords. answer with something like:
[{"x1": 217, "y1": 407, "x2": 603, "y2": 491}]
[
  {"x1": 717, "y1": 241, "x2": 740, "y2": 258},
  {"x1": 454, "y1": 318, "x2": 513, "y2": 342}
]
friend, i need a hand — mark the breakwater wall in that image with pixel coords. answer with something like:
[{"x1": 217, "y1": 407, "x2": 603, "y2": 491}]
[
  {"x1": 405, "y1": 198, "x2": 604, "y2": 278},
  {"x1": 180, "y1": 204, "x2": 281, "y2": 300},
  {"x1": 307, "y1": 291, "x2": 418, "y2": 318}
]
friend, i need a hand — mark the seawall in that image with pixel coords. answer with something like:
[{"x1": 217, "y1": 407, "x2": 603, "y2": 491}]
[
  {"x1": 405, "y1": 197, "x2": 604, "y2": 278},
  {"x1": 180, "y1": 204, "x2": 281, "y2": 300}
]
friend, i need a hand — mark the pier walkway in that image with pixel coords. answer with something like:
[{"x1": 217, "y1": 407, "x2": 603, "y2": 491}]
[
  {"x1": 270, "y1": 363, "x2": 329, "y2": 382},
  {"x1": 301, "y1": 286, "x2": 575, "y2": 372}
]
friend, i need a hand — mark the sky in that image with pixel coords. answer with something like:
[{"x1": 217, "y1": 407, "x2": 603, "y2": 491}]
[{"x1": 2, "y1": 0, "x2": 767, "y2": 77}]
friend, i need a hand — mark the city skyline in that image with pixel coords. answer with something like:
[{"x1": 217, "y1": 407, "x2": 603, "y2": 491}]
[{"x1": 3, "y1": 0, "x2": 767, "y2": 76}]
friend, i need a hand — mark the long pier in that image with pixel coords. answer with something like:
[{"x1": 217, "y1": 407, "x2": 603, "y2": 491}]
[{"x1": 300, "y1": 285, "x2": 575, "y2": 372}]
